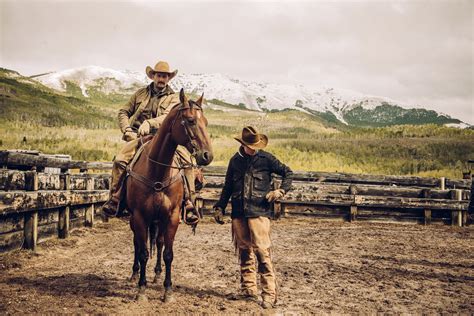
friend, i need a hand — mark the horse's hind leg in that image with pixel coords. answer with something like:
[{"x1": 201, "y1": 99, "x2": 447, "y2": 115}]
[{"x1": 153, "y1": 232, "x2": 164, "y2": 284}]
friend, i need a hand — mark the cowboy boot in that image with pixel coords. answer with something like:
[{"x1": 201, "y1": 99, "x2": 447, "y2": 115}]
[
  {"x1": 239, "y1": 248, "x2": 259, "y2": 300},
  {"x1": 255, "y1": 247, "x2": 277, "y2": 308},
  {"x1": 102, "y1": 161, "x2": 127, "y2": 217},
  {"x1": 183, "y1": 168, "x2": 200, "y2": 224}
]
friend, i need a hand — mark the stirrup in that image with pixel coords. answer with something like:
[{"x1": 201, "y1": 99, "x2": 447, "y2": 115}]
[
  {"x1": 102, "y1": 200, "x2": 118, "y2": 217},
  {"x1": 183, "y1": 200, "x2": 200, "y2": 225}
]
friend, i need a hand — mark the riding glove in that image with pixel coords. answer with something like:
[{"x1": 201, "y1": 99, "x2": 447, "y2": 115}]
[
  {"x1": 123, "y1": 131, "x2": 138, "y2": 142},
  {"x1": 138, "y1": 121, "x2": 151, "y2": 136},
  {"x1": 213, "y1": 207, "x2": 225, "y2": 225},
  {"x1": 266, "y1": 189, "x2": 285, "y2": 203}
]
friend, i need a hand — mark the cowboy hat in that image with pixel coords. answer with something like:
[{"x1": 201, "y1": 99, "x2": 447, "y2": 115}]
[
  {"x1": 234, "y1": 126, "x2": 268, "y2": 150},
  {"x1": 146, "y1": 61, "x2": 178, "y2": 80}
]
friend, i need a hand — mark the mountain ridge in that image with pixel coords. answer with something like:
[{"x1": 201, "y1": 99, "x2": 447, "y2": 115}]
[{"x1": 30, "y1": 66, "x2": 467, "y2": 128}]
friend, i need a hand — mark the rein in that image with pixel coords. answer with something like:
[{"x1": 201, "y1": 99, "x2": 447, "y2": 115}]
[{"x1": 127, "y1": 165, "x2": 182, "y2": 192}]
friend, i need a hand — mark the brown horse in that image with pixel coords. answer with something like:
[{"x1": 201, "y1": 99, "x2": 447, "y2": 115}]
[{"x1": 125, "y1": 88, "x2": 213, "y2": 302}]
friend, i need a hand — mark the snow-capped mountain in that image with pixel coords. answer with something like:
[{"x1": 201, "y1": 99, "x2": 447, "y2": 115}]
[
  {"x1": 34, "y1": 66, "x2": 147, "y2": 97},
  {"x1": 33, "y1": 66, "x2": 465, "y2": 127}
]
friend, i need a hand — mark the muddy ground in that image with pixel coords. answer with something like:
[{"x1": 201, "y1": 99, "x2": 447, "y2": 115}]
[{"x1": 0, "y1": 217, "x2": 473, "y2": 314}]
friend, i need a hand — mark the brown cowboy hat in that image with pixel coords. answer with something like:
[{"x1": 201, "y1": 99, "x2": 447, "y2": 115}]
[
  {"x1": 234, "y1": 126, "x2": 268, "y2": 150},
  {"x1": 146, "y1": 61, "x2": 178, "y2": 80}
]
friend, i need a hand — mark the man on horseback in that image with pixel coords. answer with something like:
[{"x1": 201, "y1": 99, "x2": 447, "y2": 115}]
[
  {"x1": 102, "y1": 60, "x2": 200, "y2": 222},
  {"x1": 213, "y1": 126, "x2": 293, "y2": 309}
]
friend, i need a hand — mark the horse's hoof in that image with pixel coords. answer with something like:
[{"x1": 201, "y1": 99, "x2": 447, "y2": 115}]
[
  {"x1": 136, "y1": 293, "x2": 148, "y2": 303},
  {"x1": 163, "y1": 292, "x2": 175, "y2": 303}
]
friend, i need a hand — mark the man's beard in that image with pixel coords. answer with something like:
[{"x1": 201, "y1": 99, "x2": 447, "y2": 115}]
[{"x1": 155, "y1": 82, "x2": 166, "y2": 90}]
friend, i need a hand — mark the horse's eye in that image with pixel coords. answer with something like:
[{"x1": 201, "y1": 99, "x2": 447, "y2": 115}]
[{"x1": 187, "y1": 118, "x2": 196, "y2": 125}]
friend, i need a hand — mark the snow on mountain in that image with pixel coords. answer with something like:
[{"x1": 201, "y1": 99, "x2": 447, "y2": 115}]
[
  {"x1": 444, "y1": 122, "x2": 471, "y2": 129},
  {"x1": 35, "y1": 65, "x2": 148, "y2": 96},
  {"x1": 170, "y1": 73, "x2": 418, "y2": 125},
  {"x1": 33, "y1": 66, "x2": 463, "y2": 126}
]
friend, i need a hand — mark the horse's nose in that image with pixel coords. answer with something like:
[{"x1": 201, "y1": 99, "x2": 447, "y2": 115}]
[{"x1": 201, "y1": 151, "x2": 213, "y2": 165}]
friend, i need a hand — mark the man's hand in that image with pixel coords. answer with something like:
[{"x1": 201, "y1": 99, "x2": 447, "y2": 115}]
[
  {"x1": 213, "y1": 207, "x2": 225, "y2": 225},
  {"x1": 123, "y1": 130, "x2": 138, "y2": 142},
  {"x1": 266, "y1": 189, "x2": 285, "y2": 203},
  {"x1": 138, "y1": 121, "x2": 151, "y2": 136}
]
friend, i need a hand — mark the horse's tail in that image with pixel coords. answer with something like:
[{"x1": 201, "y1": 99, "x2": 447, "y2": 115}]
[{"x1": 149, "y1": 222, "x2": 157, "y2": 258}]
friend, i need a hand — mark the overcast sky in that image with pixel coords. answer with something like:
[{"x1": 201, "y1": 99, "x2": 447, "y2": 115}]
[{"x1": 1, "y1": 0, "x2": 473, "y2": 123}]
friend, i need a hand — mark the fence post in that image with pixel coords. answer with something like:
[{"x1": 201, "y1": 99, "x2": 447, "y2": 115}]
[
  {"x1": 86, "y1": 177, "x2": 94, "y2": 191},
  {"x1": 421, "y1": 189, "x2": 431, "y2": 225},
  {"x1": 61, "y1": 174, "x2": 71, "y2": 190},
  {"x1": 349, "y1": 205, "x2": 357, "y2": 222},
  {"x1": 23, "y1": 170, "x2": 39, "y2": 250},
  {"x1": 24, "y1": 211, "x2": 38, "y2": 250},
  {"x1": 25, "y1": 171, "x2": 39, "y2": 191},
  {"x1": 58, "y1": 206, "x2": 70, "y2": 238},
  {"x1": 349, "y1": 185, "x2": 357, "y2": 222},
  {"x1": 440, "y1": 177, "x2": 446, "y2": 190},
  {"x1": 451, "y1": 189, "x2": 462, "y2": 227},
  {"x1": 85, "y1": 205, "x2": 95, "y2": 227}
]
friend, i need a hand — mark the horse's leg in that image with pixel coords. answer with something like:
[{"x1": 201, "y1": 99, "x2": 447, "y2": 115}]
[
  {"x1": 129, "y1": 215, "x2": 140, "y2": 283},
  {"x1": 131, "y1": 214, "x2": 149, "y2": 302},
  {"x1": 153, "y1": 232, "x2": 164, "y2": 284},
  {"x1": 129, "y1": 237, "x2": 140, "y2": 283},
  {"x1": 163, "y1": 210, "x2": 179, "y2": 303}
]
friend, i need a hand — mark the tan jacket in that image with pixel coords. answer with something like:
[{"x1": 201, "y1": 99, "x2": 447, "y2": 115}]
[{"x1": 118, "y1": 84, "x2": 180, "y2": 134}]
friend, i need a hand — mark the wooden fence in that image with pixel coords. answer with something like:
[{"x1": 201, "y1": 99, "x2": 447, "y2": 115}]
[
  {"x1": 0, "y1": 150, "x2": 472, "y2": 252},
  {"x1": 198, "y1": 165, "x2": 471, "y2": 225},
  {"x1": 0, "y1": 151, "x2": 111, "y2": 252}
]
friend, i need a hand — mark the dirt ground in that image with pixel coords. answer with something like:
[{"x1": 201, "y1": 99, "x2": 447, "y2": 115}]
[{"x1": 0, "y1": 217, "x2": 473, "y2": 314}]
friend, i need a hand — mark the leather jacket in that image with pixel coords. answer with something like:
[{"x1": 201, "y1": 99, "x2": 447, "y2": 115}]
[{"x1": 214, "y1": 147, "x2": 293, "y2": 218}]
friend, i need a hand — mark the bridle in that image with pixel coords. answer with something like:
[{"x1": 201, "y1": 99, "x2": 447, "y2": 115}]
[
  {"x1": 145, "y1": 100, "x2": 203, "y2": 170},
  {"x1": 127, "y1": 100, "x2": 204, "y2": 192}
]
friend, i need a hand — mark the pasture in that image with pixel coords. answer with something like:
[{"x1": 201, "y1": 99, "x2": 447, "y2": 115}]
[{"x1": 0, "y1": 217, "x2": 472, "y2": 314}]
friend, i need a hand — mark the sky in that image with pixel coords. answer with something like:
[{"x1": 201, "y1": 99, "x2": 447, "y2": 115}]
[{"x1": 1, "y1": 0, "x2": 473, "y2": 123}]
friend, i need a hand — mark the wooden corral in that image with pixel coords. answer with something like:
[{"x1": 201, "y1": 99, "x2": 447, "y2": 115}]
[{"x1": 0, "y1": 150, "x2": 472, "y2": 253}]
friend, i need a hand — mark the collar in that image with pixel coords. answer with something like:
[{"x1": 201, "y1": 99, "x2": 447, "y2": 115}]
[
  {"x1": 150, "y1": 83, "x2": 174, "y2": 97},
  {"x1": 238, "y1": 146, "x2": 259, "y2": 159}
]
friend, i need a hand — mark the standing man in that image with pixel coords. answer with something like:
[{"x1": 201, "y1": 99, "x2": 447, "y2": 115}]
[
  {"x1": 213, "y1": 126, "x2": 293, "y2": 309},
  {"x1": 102, "y1": 60, "x2": 198, "y2": 221}
]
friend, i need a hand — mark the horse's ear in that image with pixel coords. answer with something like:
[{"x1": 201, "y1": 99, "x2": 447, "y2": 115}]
[
  {"x1": 196, "y1": 93, "x2": 204, "y2": 107},
  {"x1": 179, "y1": 88, "x2": 188, "y2": 105}
]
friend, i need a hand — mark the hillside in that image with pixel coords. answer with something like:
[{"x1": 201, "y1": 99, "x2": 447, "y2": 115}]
[{"x1": 0, "y1": 68, "x2": 115, "y2": 129}]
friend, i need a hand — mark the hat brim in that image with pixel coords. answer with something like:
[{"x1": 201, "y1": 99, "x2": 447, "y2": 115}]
[
  {"x1": 234, "y1": 134, "x2": 268, "y2": 150},
  {"x1": 146, "y1": 66, "x2": 178, "y2": 80}
]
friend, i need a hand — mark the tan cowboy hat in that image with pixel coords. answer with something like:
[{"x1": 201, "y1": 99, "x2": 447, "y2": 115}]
[
  {"x1": 234, "y1": 126, "x2": 268, "y2": 150},
  {"x1": 146, "y1": 61, "x2": 178, "y2": 80}
]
